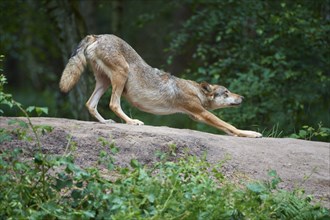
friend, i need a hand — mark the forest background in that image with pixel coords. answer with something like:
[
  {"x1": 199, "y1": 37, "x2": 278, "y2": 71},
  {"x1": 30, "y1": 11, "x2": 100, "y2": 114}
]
[{"x1": 1, "y1": 0, "x2": 329, "y2": 140}]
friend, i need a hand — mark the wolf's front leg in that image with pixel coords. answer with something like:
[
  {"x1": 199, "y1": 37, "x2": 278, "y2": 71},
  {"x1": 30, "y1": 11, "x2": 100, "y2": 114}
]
[{"x1": 189, "y1": 109, "x2": 262, "y2": 138}]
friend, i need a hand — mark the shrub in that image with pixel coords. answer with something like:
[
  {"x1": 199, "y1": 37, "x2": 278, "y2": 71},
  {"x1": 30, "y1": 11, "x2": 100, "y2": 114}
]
[{"x1": 0, "y1": 147, "x2": 329, "y2": 219}]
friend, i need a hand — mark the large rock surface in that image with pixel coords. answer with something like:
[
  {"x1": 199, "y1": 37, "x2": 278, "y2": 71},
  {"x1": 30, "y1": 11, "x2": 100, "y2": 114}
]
[{"x1": 1, "y1": 117, "x2": 329, "y2": 207}]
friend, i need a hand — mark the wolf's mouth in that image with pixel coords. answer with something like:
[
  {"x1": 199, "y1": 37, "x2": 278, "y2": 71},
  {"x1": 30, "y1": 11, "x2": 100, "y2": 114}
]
[{"x1": 229, "y1": 103, "x2": 241, "y2": 107}]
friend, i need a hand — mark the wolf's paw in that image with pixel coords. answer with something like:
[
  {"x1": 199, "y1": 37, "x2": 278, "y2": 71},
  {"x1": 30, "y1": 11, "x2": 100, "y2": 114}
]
[
  {"x1": 127, "y1": 119, "x2": 144, "y2": 125},
  {"x1": 237, "y1": 130, "x2": 263, "y2": 138}
]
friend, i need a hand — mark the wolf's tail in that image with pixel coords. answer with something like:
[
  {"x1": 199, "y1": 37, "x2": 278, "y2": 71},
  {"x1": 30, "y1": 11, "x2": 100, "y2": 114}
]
[{"x1": 59, "y1": 35, "x2": 96, "y2": 93}]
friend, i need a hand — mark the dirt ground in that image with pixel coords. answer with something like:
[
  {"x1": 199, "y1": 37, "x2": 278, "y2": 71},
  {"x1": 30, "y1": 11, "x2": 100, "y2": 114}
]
[{"x1": 1, "y1": 117, "x2": 329, "y2": 208}]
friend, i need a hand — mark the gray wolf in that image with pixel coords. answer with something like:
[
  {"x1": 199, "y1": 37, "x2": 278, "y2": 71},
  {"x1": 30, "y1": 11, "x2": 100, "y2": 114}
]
[{"x1": 59, "y1": 34, "x2": 262, "y2": 138}]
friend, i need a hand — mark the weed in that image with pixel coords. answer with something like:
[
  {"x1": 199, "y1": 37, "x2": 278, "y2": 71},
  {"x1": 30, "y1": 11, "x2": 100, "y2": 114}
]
[
  {"x1": 0, "y1": 128, "x2": 11, "y2": 143},
  {"x1": 155, "y1": 143, "x2": 182, "y2": 162},
  {"x1": 98, "y1": 137, "x2": 119, "y2": 170},
  {"x1": 0, "y1": 74, "x2": 53, "y2": 147},
  {"x1": 290, "y1": 122, "x2": 330, "y2": 141},
  {"x1": 0, "y1": 149, "x2": 329, "y2": 219},
  {"x1": 262, "y1": 123, "x2": 284, "y2": 138}
]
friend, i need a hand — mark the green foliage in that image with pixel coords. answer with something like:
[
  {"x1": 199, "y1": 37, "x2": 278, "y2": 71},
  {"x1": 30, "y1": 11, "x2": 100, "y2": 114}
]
[
  {"x1": 98, "y1": 137, "x2": 119, "y2": 170},
  {"x1": 290, "y1": 122, "x2": 330, "y2": 141},
  {"x1": 0, "y1": 74, "x2": 52, "y2": 145},
  {"x1": 168, "y1": 0, "x2": 330, "y2": 139},
  {"x1": 0, "y1": 73, "x2": 49, "y2": 118},
  {"x1": 5, "y1": 119, "x2": 53, "y2": 142},
  {"x1": 0, "y1": 128, "x2": 11, "y2": 143},
  {"x1": 0, "y1": 148, "x2": 329, "y2": 219},
  {"x1": 0, "y1": 74, "x2": 14, "y2": 113}
]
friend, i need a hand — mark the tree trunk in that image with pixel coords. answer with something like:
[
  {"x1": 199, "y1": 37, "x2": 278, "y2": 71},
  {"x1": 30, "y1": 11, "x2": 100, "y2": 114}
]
[
  {"x1": 111, "y1": 0, "x2": 123, "y2": 35},
  {"x1": 45, "y1": 0, "x2": 91, "y2": 120}
]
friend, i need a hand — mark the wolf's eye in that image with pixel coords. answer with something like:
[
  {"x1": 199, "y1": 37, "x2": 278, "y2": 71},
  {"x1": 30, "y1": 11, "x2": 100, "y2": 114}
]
[{"x1": 223, "y1": 90, "x2": 229, "y2": 98}]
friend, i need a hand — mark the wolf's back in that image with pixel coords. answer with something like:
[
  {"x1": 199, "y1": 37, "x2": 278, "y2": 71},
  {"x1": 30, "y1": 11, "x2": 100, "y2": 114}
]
[{"x1": 59, "y1": 35, "x2": 96, "y2": 93}]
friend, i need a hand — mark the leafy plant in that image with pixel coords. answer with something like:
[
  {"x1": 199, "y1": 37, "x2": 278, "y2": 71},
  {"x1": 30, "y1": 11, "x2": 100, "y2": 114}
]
[
  {"x1": 0, "y1": 128, "x2": 11, "y2": 143},
  {"x1": 290, "y1": 122, "x2": 330, "y2": 141},
  {"x1": 0, "y1": 74, "x2": 52, "y2": 145},
  {"x1": 98, "y1": 136, "x2": 119, "y2": 170},
  {"x1": 1, "y1": 147, "x2": 329, "y2": 219}
]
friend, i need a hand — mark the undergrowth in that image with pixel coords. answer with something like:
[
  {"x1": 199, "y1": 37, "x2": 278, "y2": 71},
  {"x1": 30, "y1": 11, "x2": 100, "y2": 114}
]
[
  {"x1": 261, "y1": 123, "x2": 330, "y2": 141},
  {"x1": 0, "y1": 146, "x2": 329, "y2": 220},
  {"x1": 289, "y1": 122, "x2": 330, "y2": 142}
]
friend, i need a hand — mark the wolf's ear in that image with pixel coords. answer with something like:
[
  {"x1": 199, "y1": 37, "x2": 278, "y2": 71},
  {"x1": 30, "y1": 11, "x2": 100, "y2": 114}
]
[
  {"x1": 200, "y1": 82, "x2": 215, "y2": 100},
  {"x1": 200, "y1": 82, "x2": 213, "y2": 94}
]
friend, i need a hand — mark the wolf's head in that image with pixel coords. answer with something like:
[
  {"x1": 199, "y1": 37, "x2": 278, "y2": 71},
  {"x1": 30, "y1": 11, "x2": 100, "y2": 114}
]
[{"x1": 200, "y1": 82, "x2": 244, "y2": 110}]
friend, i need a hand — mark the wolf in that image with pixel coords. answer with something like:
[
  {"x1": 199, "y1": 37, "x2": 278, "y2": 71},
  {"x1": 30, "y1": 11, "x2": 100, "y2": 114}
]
[{"x1": 59, "y1": 34, "x2": 262, "y2": 138}]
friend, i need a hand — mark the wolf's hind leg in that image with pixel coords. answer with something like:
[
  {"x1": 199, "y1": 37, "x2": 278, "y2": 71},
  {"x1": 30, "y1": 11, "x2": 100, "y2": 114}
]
[
  {"x1": 86, "y1": 74, "x2": 114, "y2": 123},
  {"x1": 106, "y1": 57, "x2": 144, "y2": 125}
]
